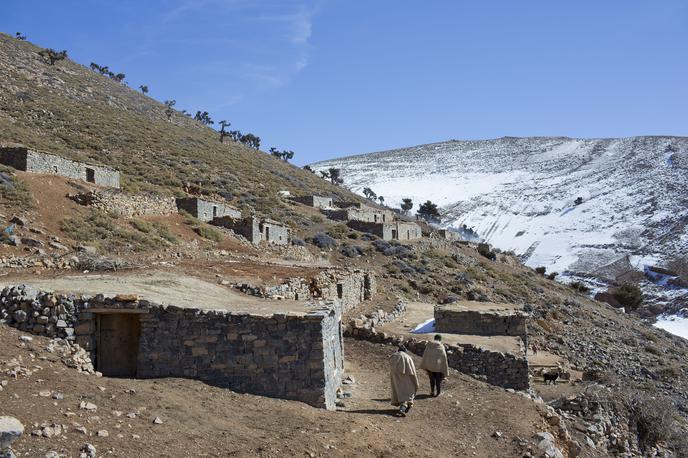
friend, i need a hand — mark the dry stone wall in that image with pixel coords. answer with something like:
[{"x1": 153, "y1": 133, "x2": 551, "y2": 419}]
[
  {"x1": 72, "y1": 190, "x2": 177, "y2": 217},
  {"x1": 435, "y1": 306, "x2": 527, "y2": 337},
  {"x1": 0, "y1": 285, "x2": 343, "y2": 409},
  {"x1": 347, "y1": 317, "x2": 529, "y2": 391}
]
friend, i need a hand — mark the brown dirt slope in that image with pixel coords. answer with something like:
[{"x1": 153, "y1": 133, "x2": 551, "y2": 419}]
[{"x1": 0, "y1": 325, "x2": 553, "y2": 457}]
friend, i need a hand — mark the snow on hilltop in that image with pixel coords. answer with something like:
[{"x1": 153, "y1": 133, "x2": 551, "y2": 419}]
[{"x1": 311, "y1": 136, "x2": 688, "y2": 274}]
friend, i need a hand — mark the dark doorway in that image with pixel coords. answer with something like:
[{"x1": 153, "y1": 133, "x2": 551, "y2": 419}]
[
  {"x1": 391, "y1": 229, "x2": 398, "y2": 239},
  {"x1": 337, "y1": 283, "x2": 343, "y2": 299},
  {"x1": 265, "y1": 226, "x2": 270, "y2": 242},
  {"x1": 85, "y1": 168, "x2": 95, "y2": 183},
  {"x1": 96, "y1": 313, "x2": 141, "y2": 377},
  {"x1": 212, "y1": 205, "x2": 218, "y2": 218}
]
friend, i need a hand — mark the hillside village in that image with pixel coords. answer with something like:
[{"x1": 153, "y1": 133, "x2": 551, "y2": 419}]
[{"x1": 1, "y1": 32, "x2": 688, "y2": 458}]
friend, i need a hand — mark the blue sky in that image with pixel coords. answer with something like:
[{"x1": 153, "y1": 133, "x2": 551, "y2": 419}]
[{"x1": 2, "y1": 1, "x2": 687, "y2": 164}]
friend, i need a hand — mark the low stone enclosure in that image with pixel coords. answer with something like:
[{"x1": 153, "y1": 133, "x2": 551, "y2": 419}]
[
  {"x1": 176, "y1": 197, "x2": 241, "y2": 222},
  {"x1": 70, "y1": 190, "x2": 177, "y2": 217},
  {"x1": 347, "y1": 220, "x2": 422, "y2": 241},
  {"x1": 0, "y1": 146, "x2": 120, "y2": 188},
  {"x1": 0, "y1": 285, "x2": 344, "y2": 410},
  {"x1": 347, "y1": 313, "x2": 529, "y2": 391},
  {"x1": 213, "y1": 216, "x2": 289, "y2": 245},
  {"x1": 435, "y1": 302, "x2": 528, "y2": 337}
]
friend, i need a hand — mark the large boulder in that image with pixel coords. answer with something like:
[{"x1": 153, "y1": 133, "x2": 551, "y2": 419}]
[{"x1": 0, "y1": 416, "x2": 24, "y2": 454}]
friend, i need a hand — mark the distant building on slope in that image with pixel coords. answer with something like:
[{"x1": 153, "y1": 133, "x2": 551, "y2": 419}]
[
  {"x1": 347, "y1": 220, "x2": 422, "y2": 241},
  {"x1": 292, "y1": 195, "x2": 334, "y2": 209},
  {"x1": 213, "y1": 216, "x2": 289, "y2": 245},
  {"x1": 175, "y1": 197, "x2": 241, "y2": 222},
  {"x1": 0, "y1": 146, "x2": 120, "y2": 188}
]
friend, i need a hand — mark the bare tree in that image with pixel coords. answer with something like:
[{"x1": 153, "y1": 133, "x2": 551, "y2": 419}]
[{"x1": 39, "y1": 49, "x2": 67, "y2": 65}]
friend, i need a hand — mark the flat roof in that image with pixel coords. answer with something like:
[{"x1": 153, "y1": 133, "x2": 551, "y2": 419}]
[
  {"x1": 377, "y1": 301, "x2": 525, "y2": 355},
  {"x1": 0, "y1": 271, "x2": 316, "y2": 316},
  {"x1": 436, "y1": 301, "x2": 524, "y2": 314}
]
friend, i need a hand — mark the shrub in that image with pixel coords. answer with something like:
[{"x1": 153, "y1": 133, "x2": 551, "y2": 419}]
[
  {"x1": 340, "y1": 245, "x2": 363, "y2": 257},
  {"x1": 613, "y1": 283, "x2": 644, "y2": 311},
  {"x1": 569, "y1": 281, "x2": 590, "y2": 293},
  {"x1": 326, "y1": 224, "x2": 348, "y2": 239},
  {"x1": 535, "y1": 266, "x2": 547, "y2": 275},
  {"x1": 477, "y1": 243, "x2": 496, "y2": 261},
  {"x1": 291, "y1": 238, "x2": 305, "y2": 246},
  {"x1": 0, "y1": 169, "x2": 34, "y2": 208},
  {"x1": 546, "y1": 272, "x2": 558, "y2": 280},
  {"x1": 310, "y1": 233, "x2": 336, "y2": 249},
  {"x1": 193, "y1": 225, "x2": 223, "y2": 242}
]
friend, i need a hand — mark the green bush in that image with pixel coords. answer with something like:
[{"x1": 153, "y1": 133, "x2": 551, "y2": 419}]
[
  {"x1": 194, "y1": 225, "x2": 223, "y2": 242},
  {"x1": 613, "y1": 283, "x2": 643, "y2": 311}
]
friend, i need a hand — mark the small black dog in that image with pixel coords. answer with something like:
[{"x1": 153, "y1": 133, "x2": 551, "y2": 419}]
[{"x1": 543, "y1": 372, "x2": 559, "y2": 385}]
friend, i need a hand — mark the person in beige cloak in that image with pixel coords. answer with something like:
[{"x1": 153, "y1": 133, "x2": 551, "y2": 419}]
[
  {"x1": 389, "y1": 345, "x2": 419, "y2": 416},
  {"x1": 420, "y1": 334, "x2": 448, "y2": 397}
]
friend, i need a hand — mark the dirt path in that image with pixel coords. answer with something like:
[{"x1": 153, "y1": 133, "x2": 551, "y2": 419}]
[{"x1": 0, "y1": 326, "x2": 553, "y2": 457}]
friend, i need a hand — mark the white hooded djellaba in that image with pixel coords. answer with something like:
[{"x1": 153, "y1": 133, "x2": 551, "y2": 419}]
[
  {"x1": 420, "y1": 340, "x2": 448, "y2": 376},
  {"x1": 389, "y1": 350, "x2": 419, "y2": 406}
]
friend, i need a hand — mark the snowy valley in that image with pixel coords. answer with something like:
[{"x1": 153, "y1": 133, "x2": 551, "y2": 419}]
[{"x1": 312, "y1": 136, "x2": 688, "y2": 330}]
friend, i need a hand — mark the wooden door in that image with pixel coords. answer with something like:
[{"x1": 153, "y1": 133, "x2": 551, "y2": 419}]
[{"x1": 97, "y1": 314, "x2": 141, "y2": 377}]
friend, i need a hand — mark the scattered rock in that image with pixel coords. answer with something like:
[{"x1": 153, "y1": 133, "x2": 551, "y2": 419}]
[
  {"x1": 9, "y1": 216, "x2": 26, "y2": 227},
  {"x1": 52, "y1": 392, "x2": 64, "y2": 401},
  {"x1": 96, "y1": 429, "x2": 109, "y2": 437},
  {"x1": 38, "y1": 390, "x2": 52, "y2": 397},
  {"x1": 79, "y1": 443, "x2": 96, "y2": 458},
  {"x1": 44, "y1": 452, "x2": 60, "y2": 458},
  {"x1": 79, "y1": 401, "x2": 97, "y2": 411},
  {"x1": 153, "y1": 417, "x2": 163, "y2": 424},
  {"x1": 18, "y1": 335, "x2": 32, "y2": 342}
]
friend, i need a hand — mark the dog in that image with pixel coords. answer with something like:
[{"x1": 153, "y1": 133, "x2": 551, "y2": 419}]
[{"x1": 543, "y1": 372, "x2": 559, "y2": 385}]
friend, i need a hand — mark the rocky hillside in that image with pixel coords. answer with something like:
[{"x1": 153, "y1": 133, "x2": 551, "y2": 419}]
[
  {"x1": 311, "y1": 137, "x2": 688, "y2": 276},
  {"x1": 0, "y1": 33, "x2": 357, "y2": 221}
]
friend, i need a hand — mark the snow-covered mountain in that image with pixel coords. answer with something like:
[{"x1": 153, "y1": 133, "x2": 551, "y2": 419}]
[{"x1": 311, "y1": 137, "x2": 688, "y2": 275}]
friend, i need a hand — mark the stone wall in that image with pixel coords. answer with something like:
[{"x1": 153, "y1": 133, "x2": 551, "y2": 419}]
[
  {"x1": 0, "y1": 285, "x2": 343, "y2": 409},
  {"x1": 293, "y1": 196, "x2": 333, "y2": 209},
  {"x1": 176, "y1": 197, "x2": 241, "y2": 222},
  {"x1": 434, "y1": 305, "x2": 527, "y2": 337},
  {"x1": 261, "y1": 270, "x2": 376, "y2": 312},
  {"x1": 72, "y1": 190, "x2": 177, "y2": 217},
  {"x1": 347, "y1": 221, "x2": 422, "y2": 241},
  {"x1": 323, "y1": 206, "x2": 394, "y2": 224},
  {"x1": 213, "y1": 217, "x2": 288, "y2": 245},
  {"x1": 346, "y1": 319, "x2": 529, "y2": 390},
  {"x1": 0, "y1": 147, "x2": 120, "y2": 188}
]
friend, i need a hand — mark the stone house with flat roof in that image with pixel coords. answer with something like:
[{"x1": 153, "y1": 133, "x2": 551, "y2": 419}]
[
  {"x1": 213, "y1": 216, "x2": 289, "y2": 245},
  {"x1": 0, "y1": 146, "x2": 120, "y2": 188},
  {"x1": 347, "y1": 220, "x2": 422, "y2": 241},
  {"x1": 176, "y1": 197, "x2": 241, "y2": 222}
]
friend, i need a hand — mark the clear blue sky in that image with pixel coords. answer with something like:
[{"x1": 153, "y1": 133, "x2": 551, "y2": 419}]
[{"x1": 2, "y1": 1, "x2": 687, "y2": 164}]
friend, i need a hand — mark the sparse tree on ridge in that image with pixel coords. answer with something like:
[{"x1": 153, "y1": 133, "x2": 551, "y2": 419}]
[
  {"x1": 401, "y1": 198, "x2": 413, "y2": 215},
  {"x1": 321, "y1": 167, "x2": 343, "y2": 185},
  {"x1": 39, "y1": 49, "x2": 67, "y2": 65},
  {"x1": 303, "y1": 165, "x2": 315, "y2": 173},
  {"x1": 218, "y1": 120, "x2": 231, "y2": 143},
  {"x1": 194, "y1": 111, "x2": 214, "y2": 126},
  {"x1": 164, "y1": 99, "x2": 176, "y2": 120},
  {"x1": 15, "y1": 32, "x2": 26, "y2": 40},
  {"x1": 139, "y1": 85, "x2": 149, "y2": 94},
  {"x1": 378, "y1": 196, "x2": 384, "y2": 205},
  {"x1": 270, "y1": 147, "x2": 280, "y2": 158},
  {"x1": 228, "y1": 130, "x2": 242, "y2": 142},
  {"x1": 363, "y1": 187, "x2": 377, "y2": 200},
  {"x1": 240, "y1": 133, "x2": 260, "y2": 150},
  {"x1": 417, "y1": 200, "x2": 441, "y2": 223},
  {"x1": 113, "y1": 73, "x2": 126, "y2": 83}
]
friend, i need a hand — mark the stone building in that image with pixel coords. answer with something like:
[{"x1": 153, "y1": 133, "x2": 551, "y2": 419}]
[
  {"x1": 0, "y1": 284, "x2": 344, "y2": 410},
  {"x1": 292, "y1": 195, "x2": 333, "y2": 209},
  {"x1": 323, "y1": 204, "x2": 395, "y2": 224},
  {"x1": 434, "y1": 301, "x2": 527, "y2": 337},
  {"x1": 0, "y1": 146, "x2": 120, "y2": 188},
  {"x1": 436, "y1": 229, "x2": 461, "y2": 241},
  {"x1": 347, "y1": 221, "x2": 422, "y2": 241},
  {"x1": 213, "y1": 216, "x2": 289, "y2": 245},
  {"x1": 176, "y1": 197, "x2": 241, "y2": 222}
]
